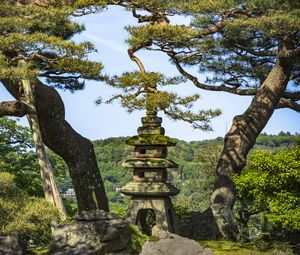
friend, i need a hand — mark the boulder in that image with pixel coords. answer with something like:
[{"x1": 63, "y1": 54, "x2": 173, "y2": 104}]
[
  {"x1": 50, "y1": 210, "x2": 131, "y2": 255},
  {"x1": 140, "y1": 229, "x2": 212, "y2": 255},
  {"x1": 0, "y1": 236, "x2": 26, "y2": 255},
  {"x1": 176, "y1": 208, "x2": 220, "y2": 240}
]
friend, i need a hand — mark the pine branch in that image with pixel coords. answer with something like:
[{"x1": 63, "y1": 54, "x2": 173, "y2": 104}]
[
  {"x1": 168, "y1": 50, "x2": 258, "y2": 96},
  {"x1": 283, "y1": 91, "x2": 300, "y2": 101},
  {"x1": 197, "y1": 19, "x2": 229, "y2": 38},
  {"x1": 132, "y1": 8, "x2": 170, "y2": 24},
  {"x1": 233, "y1": 43, "x2": 277, "y2": 57},
  {"x1": 279, "y1": 48, "x2": 300, "y2": 58},
  {"x1": 128, "y1": 40, "x2": 152, "y2": 73}
]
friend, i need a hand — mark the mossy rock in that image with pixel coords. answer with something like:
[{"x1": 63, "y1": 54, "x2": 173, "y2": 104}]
[{"x1": 126, "y1": 135, "x2": 176, "y2": 146}]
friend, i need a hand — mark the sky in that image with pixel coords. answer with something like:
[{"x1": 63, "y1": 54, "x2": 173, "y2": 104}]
[{"x1": 0, "y1": 6, "x2": 299, "y2": 142}]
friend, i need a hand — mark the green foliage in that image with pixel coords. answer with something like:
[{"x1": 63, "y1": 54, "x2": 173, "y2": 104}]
[
  {"x1": 119, "y1": 0, "x2": 300, "y2": 92},
  {"x1": 255, "y1": 132, "x2": 299, "y2": 150},
  {"x1": 0, "y1": 0, "x2": 103, "y2": 89},
  {"x1": 93, "y1": 133, "x2": 299, "y2": 214},
  {"x1": 101, "y1": 71, "x2": 221, "y2": 130},
  {"x1": 0, "y1": 117, "x2": 33, "y2": 153},
  {"x1": 27, "y1": 245, "x2": 50, "y2": 255},
  {"x1": 0, "y1": 172, "x2": 59, "y2": 244},
  {"x1": 62, "y1": 197, "x2": 78, "y2": 219},
  {"x1": 173, "y1": 204, "x2": 190, "y2": 219},
  {"x1": 199, "y1": 240, "x2": 296, "y2": 255},
  {"x1": 234, "y1": 145, "x2": 300, "y2": 238},
  {"x1": 126, "y1": 25, "x2": 198, "y2": 49},
  {"x1": 48, "y1": 150, "x2": 73, "y2": 191},
  {"x1": 0, "y1": 117, "x2": 43, "y2": 196},
  {"x1": 110, "y1": 202, "x2": 128, "y2": 219},
  {"x1": 128, "y1": 224, "x2": 149, "y2": 253},
  {"x1": 93, "y1": 137, "x2": 132, "y2": 206},
  {"x1": 0, "y1": 117, "x2": 71, "y2": 197},
  {"x1": 126, "y1": 134, "x2": 176, "y2": 146}
]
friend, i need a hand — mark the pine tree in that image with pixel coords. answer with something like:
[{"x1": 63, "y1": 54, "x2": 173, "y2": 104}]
[
  {"x1": 100, "y1": 0, "x2": 300, "y2": 239},
  {"x1": 0, "y1": 0, "x2": 108, "y2": 212}
]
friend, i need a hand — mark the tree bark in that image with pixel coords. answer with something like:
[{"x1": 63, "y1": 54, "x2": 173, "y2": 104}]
[
  {"x1": 1, "y1": 79, "x2": 109, "y2": 212},
  {"x1": 210, "y1": 52, "x2": 293, "y2": 240}
]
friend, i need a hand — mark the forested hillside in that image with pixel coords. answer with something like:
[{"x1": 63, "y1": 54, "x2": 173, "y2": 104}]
[{"x1": 93, "y1": 132, "x2": 300, "y2": 211}]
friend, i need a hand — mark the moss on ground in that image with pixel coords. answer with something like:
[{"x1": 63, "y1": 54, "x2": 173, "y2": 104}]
[
  {"x1": 27, "y1": 245, "x2": 50, "y2": 255},
  {"x1": 199, "y1": 240, "x2": 296, "y2": 255}
]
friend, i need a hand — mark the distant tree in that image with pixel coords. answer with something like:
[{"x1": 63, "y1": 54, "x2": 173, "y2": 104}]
[
  {"x1": 0, "y1": 117, "x2": 72, "y2": 197},
  {"x1": 0, "y1": 0, "x2": 108, "y2": 212},
  {"x1": 0, "y1": 117, "x2": 42, "y2": 196}
]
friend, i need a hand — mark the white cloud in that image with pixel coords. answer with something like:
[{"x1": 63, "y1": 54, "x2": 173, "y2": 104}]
[{"x1": 83, "y1": 32, "x2": 128, "y2": 54}]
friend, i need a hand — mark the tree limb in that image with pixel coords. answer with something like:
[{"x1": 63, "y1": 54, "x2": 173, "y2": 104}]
[
  {"x1": 128, "y1": 40, "x2": 152, "y2": 73},
  {"x1": 233, "y1": 43, "x2": 277, "y2": 57},
  {"x1": 277, "y1": 98, "x2": 300, "y2": 113},
  {"x1": 279, "y1": 48, "x2": 300, "y2": 58},
  {"x1": 169, "y1": 52, "x2": 258, "y2": 96},
  {"x1": 0, "y1": 100, "x2": 29, "y2": 117},
  {"x1": 282, "y1": 91, "x2": 300, "y2": 100},
  {"x1": 197, "y1": 19, "x2": 229, "y2": 37}
]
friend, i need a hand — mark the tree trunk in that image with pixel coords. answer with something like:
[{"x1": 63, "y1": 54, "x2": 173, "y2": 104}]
[
  {"x1": 22, "y1": 78, "x2": 67, "y2": 219},
  {"x1": 1, "y1": 79, "x2": 109, "y2": 212},
  {"x1": 210, "y1": 54, "x2": 293, "y2": 240}
]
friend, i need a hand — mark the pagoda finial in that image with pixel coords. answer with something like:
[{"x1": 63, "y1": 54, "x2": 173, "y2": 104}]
[{"x1": 138, "y1": 90, "x2": 165, "y2": 136}]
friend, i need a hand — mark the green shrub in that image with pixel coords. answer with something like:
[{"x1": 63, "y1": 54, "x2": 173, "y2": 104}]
[
  {"x1": 0, "y1": 172, "x2": 60, "y2": 244},
  {"x1": 110, "y1": 203, "x2": 128, "y2": 219},
  {"x1": 128, "y1": 224, "x2": 149, "y2": 253},
  {"x1": 173, "y1": 204, "x2": 190, "y2": 219},
  {"x1": 62, "y1": 197, "x2": 77, "y2": 219},
  {"x1": 234, "y1": 146, "x2": 300, "y2": 239}
]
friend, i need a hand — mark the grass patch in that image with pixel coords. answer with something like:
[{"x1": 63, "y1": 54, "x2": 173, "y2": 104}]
[
  {"x1": 199, "y1": 241, "x2": 295, "y2": 255},
  {"x1": 27, "y1": 245, "x2": 50, "y2": 255}
]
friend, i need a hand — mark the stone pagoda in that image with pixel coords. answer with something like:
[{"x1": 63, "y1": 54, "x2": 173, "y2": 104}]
[{"x1": 120, "y1": 106, "x2": 179, "y2": 233}]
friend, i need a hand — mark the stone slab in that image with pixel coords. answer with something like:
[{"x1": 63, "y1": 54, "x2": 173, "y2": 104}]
[
  {"x1": 140, "y1": 230, "x2": 212, "y2": 255},
  {"x1": 120, "y1": 182, "x2": 179, "y2": 196},
  {"x1": 122, "y1": 158, "x2": 178, "y2": 169}
]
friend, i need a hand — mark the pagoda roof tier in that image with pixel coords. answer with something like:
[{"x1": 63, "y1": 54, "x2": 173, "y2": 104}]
[
  {"x1": 126, "y1": 134, "x2": 176, "y2": 146},
  {"x1": 122, "y1": 158, "x2": 178, "y2": 168},
  {"x1": 120, "y1": 182, "x2": 179, "y2": 197}
]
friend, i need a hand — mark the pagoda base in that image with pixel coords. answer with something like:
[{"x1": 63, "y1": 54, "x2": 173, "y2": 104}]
[{"x1": 126, "y1": 196, "x2": 177, "y2": 233}]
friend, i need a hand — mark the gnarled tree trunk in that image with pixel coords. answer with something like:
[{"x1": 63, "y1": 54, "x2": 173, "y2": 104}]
[
  {"x1": 1, "y1": 79, "x2": 109, "y2": 212},
  {"x1": 210, "y1": 50, "x2": 293, "y2": 240}
]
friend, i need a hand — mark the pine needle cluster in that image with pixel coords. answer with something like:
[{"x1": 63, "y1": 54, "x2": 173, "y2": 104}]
[{"x1": 0, "y1": 0, "x2": 103, "y2": 90}]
